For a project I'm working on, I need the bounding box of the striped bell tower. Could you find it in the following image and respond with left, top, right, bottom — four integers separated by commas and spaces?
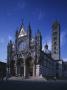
52, 21, 60, 60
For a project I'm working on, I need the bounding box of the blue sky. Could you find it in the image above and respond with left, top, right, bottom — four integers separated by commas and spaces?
0, 0, 67, 62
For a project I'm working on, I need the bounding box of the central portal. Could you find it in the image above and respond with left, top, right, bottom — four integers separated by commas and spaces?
17, 58, 24, 76
26, 57, 33, 77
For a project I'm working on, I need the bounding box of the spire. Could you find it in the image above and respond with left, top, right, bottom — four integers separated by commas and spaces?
27, 23, 32, 39
28, 23, 31, 33
37, 29, 41, 36
37, 29, 40, 33
16, 29, 18, 36
20, 18, 24, 29
28, 23, 31, 30
10, 40, 12, 44
37, 29, 42, 41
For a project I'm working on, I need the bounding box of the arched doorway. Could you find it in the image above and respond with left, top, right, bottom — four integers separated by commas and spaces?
10, 60, 15, 76
26, 56, 33, 77
17, 58, 24, 76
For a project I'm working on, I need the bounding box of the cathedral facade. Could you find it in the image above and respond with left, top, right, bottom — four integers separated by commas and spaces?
7, 20, 65, 79
7, 22, 42, 78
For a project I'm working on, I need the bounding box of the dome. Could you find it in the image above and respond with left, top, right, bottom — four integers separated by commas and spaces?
44, 43, 51, 54
45, 43, 48, 49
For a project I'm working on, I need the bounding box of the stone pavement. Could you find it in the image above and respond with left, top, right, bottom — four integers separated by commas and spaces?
4, 76, 47, 81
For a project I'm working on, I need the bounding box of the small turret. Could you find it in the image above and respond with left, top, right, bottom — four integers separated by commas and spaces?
45, 43, 48, 50
44, 43, 51, 55
35, 29, 42, 64
37, 29, 42, 50
27, 23, 32, 39
27, 23, 32, 48
7, 40, 13, 62
15, 30, 19, 38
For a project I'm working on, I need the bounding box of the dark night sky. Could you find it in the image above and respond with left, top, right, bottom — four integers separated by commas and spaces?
0, 0, 67, 62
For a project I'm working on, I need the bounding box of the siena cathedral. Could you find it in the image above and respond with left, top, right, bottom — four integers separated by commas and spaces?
7, 20, 64, 79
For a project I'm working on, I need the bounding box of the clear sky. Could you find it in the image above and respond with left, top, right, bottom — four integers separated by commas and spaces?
0, 0, 67, 62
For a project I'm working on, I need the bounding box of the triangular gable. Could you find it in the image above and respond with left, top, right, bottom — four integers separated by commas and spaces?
18, 26, 27, 38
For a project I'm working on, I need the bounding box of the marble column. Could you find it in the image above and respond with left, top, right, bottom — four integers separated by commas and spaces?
33, 64, 35, 77
24, 59, 26, 78
36, 64, 40, 77
15, 60, 17, 76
